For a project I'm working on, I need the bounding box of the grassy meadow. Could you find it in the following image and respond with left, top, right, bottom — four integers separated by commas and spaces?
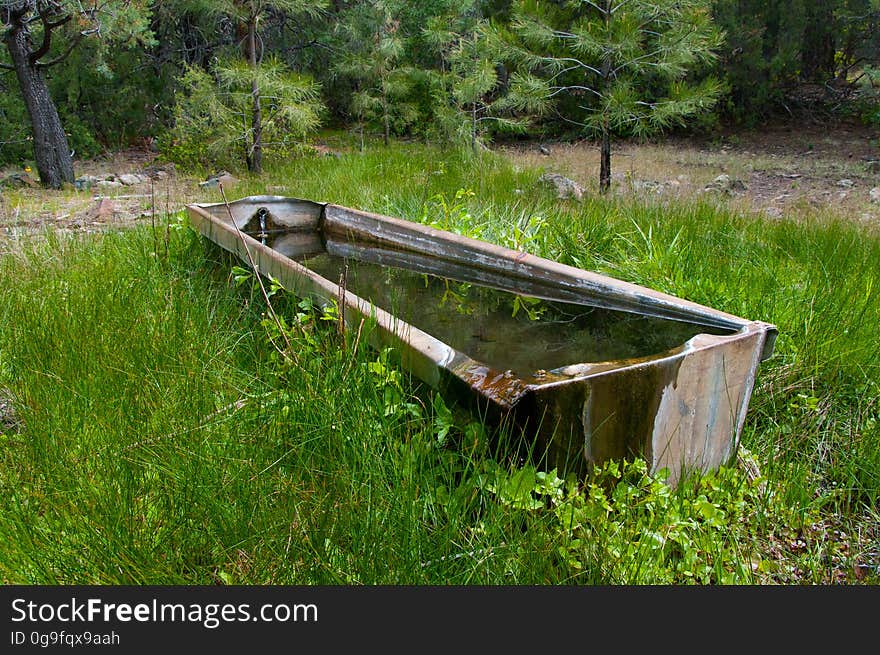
0, 142, 877, 584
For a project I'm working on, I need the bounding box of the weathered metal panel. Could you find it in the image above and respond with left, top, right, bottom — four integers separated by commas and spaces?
521, 325, 769, 484
323, 203, 760, 336
187, 195, 777, 486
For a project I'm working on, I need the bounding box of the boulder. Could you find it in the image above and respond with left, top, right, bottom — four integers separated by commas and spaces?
704, 173, 747, 194
2, 172, 39, 188
538, 172, 583, 200
631, 179, 663, 194
96, 180, 123, 189
75, 175, 99, 190
118, 173, 145, 186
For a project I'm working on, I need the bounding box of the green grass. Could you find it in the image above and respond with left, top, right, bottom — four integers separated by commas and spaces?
0, 141, 877, 584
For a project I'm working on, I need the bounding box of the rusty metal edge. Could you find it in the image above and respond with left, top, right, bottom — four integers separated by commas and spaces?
321, 203, 778, 351
187, 195, 777, 407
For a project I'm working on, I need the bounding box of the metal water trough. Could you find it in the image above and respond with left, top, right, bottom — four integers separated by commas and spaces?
186, 195, 777, 486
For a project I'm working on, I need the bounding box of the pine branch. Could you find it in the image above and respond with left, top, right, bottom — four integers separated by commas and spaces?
29, 11, 71, 63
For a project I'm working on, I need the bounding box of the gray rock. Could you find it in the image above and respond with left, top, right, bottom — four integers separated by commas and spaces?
870, 187, 880, 204
199, 171, 238, 189
2, 173, 39, 188
539, 173, 583, 200
704, 173, 747, 194
836, 178, 854, 188
74, 175, 99, 190
96, 180, 123, 189
0, 387, 21, 432
631, 179, 663, 194
118, 173, 144, 186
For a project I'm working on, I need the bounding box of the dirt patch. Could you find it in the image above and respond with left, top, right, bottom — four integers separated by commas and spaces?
3, 122, 880, 252
0, 148, 228, 253
502, 120, 880, 226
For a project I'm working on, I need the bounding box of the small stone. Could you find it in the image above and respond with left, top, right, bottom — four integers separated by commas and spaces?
74, 175, 98, 190
0, 387, 21, 432
2, 172, 38, 188
870, 187, 880, 204
89, 197, 117, 219
199, 171, 238, 189
556, 363, 593, 377
631, 179, 662, 193
836, 178, 854, 188
764, 207, 783, 219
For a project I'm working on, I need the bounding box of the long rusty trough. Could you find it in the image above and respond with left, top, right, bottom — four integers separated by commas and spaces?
186, 195, 777, 486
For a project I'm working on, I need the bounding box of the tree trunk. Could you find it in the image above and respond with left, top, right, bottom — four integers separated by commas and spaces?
383, 94, 390, 146
248, 16, 262, 174
801, 3, 836, 81
471, 106, 477, 153
599, 0, 611, 194
4, 13, 75, 189
599, 125, 611, 194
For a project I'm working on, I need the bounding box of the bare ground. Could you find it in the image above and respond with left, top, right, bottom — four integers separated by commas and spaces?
503, 120, 880, 227
2, 121, 879, 253
0, 149, 207, 254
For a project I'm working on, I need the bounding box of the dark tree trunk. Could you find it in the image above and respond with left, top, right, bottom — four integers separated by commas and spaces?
247, 16, 262, 174
599, 126, 611, 194
383, 94, 390, 146
471, 106, 477, 153
801, 3, 836, 81
599, 0, 611, 194
3, 10, 75, 189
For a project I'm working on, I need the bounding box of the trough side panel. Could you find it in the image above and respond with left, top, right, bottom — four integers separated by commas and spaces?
187, 204, 454, 388
648, 330, 768, 486
522, 328, 768, 486
193, 197, 323, 231
322, 204, 752, 331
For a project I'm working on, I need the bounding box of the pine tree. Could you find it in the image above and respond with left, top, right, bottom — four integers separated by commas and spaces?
181, 0, 327, 173
509, 0, 724, 192
1, 1, 154, 187
424, 1, 548, 152
333, 0, 418, 148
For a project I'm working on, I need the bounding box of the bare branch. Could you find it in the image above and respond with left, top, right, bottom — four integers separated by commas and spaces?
540, 55, 603, 77
549, 84, 601, 98
580, 0, 609, 15
37, 31, 83, 67
29, 13, 71, 63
